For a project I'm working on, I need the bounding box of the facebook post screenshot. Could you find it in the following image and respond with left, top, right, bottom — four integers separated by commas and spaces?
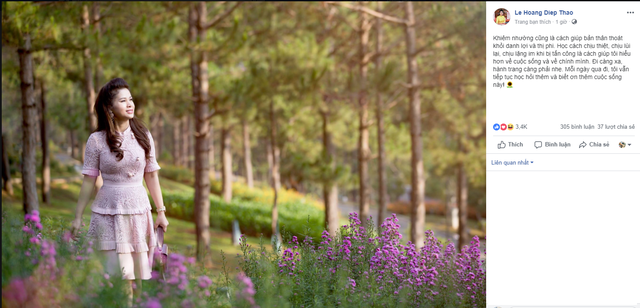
488, 1, 639, 307
1, 2, 638, 307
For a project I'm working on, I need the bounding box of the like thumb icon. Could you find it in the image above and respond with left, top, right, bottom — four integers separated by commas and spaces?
498, 141, 506, 149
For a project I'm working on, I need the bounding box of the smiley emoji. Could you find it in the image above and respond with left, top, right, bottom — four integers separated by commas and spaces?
508, 123, 514, 131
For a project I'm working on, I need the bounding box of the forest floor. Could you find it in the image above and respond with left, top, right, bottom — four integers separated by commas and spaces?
3, 151, 485, 274
2, 152, 267, 276
2, 179, 266, 276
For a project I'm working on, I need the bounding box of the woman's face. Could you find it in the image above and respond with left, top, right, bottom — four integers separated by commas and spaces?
499, 11, 505, 16
110, 88, 135, 121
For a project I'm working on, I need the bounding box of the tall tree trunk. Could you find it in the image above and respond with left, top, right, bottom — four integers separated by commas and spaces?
405, 2, 425, 248
209, 124, 215, 178
193, 2, 211, 263
357, 12, 371, 221
445, 177, 453, 241
69, 130, 77, 159
33, 76, 40, 146
188, 3, 199, 171
91, 3, 104, 90
188, 115, 194, 169
39, 80, 50, 205
2, 134, 13, 196
221, 125, 232, 202
375, 1, 388, 227
269, 100, 281, 245
18, 33, 39, 214
242, 119, 254, 188
155, 113, 164, 158
322, 10, 339, 236
321, 110, 339, 237
266, 137, 273, 185
457, 163, 469, 251
150, 113, 158, 152
81, 139, 86, 163
172, 121, 180, 166
181, 115, 188, 167
82, 5, 97, 133
82, 4, 96, 191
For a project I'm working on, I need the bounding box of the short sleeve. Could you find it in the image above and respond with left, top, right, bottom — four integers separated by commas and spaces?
144, 131, 161, 173
82, 133, 101, 177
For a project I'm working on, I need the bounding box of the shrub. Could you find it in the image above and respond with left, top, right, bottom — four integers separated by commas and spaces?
158, 164, 196, 186
157, 191, 325, 240
159, 163, 324, 211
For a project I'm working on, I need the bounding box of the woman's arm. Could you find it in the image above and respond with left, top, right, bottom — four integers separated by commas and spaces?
144, 170, 169, 231
71, 175, 98, 236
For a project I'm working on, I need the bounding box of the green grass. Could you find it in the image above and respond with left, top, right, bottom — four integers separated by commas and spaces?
2, 176, 270, 275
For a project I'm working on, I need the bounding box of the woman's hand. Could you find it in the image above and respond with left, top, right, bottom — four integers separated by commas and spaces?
71, 217, 83, 239
155, 212, 169, 232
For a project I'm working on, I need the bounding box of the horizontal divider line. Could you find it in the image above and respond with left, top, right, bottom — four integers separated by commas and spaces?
487, 153, 638, 154
488, 170, 639, 172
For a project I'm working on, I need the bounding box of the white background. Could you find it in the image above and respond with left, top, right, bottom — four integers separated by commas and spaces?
487, 2, 640, 307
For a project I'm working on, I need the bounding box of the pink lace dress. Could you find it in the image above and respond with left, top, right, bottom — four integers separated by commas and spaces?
82, 125, 161, 280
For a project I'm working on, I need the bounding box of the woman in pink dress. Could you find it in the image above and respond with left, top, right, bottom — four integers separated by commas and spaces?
71, 77, 169, 301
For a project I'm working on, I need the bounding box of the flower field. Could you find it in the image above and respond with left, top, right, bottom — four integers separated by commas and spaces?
2, 209, 485, 307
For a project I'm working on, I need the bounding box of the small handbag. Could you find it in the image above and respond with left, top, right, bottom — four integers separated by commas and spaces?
149, 227, 169, 280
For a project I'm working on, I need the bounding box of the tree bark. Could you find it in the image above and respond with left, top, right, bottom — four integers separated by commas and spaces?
242, 119, 254, 188
266, 138, 273, 186
405, 2, 425, 248
193, 2, 211, 262
457, 163, 469, 251
375, 1, 388, 228
69, 130, 77, 159
181, 115, 188, 167
172, 121, 180, 166
221, 125, 232, 202
81, 139, 86, 164
19, 33, 39, 214
445, 177, 453, 241
209, 124, 215, 178
91, 3, 104, 90
2, 134, 13, 196
188, 3, 199, 171
269, 99, 281, 244
321, 109, 339, 237
39, 80, 50, 205
188, 115, 194, 169
34, 76, 40, 145
357, 12, 371, 222
155, 113, 163, 158
82, 5, 97, 133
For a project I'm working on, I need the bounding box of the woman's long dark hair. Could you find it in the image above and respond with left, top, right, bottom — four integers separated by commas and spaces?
94, 77, 151, 162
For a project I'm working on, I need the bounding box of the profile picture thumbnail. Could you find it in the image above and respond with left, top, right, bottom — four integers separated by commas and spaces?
494, 8, 510, 25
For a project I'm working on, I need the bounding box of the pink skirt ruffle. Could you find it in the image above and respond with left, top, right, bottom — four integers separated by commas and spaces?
87, 210, 157, 280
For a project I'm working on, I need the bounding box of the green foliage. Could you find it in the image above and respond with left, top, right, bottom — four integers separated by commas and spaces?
1, 208, 231, 307
157, 164, 196, 186
235, 214, 486, 307
157, 163, 326, 239
157, 189, 325, 240
2, 1, 487, 228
